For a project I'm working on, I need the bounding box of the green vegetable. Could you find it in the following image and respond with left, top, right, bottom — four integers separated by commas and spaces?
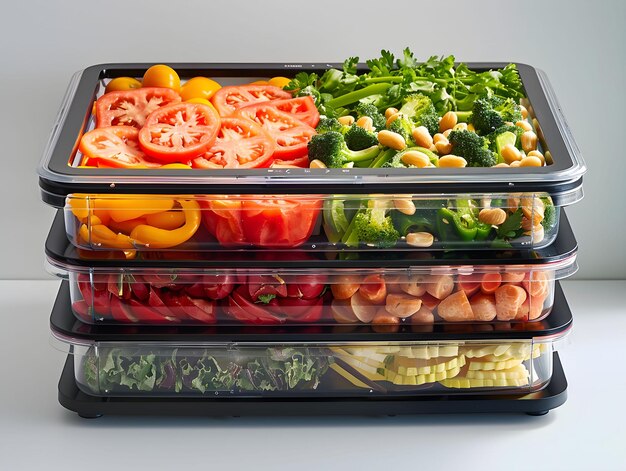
391, 199, 444, 235
541, 197, 557, 233
342, 199, 399, 248
497, 209, 523, 239
257, 294, 276, 304
83, 347, 330, 395
354, 102, 386, 131
322, 199, 353, 243
307, 131, 381, 168
448, 129, 496, 167
315, 117, 347, 134
470, 96, 523, 135
382, 147, 438, 168
398, 94, 439, 136
436, 200, 493, 243
494, 131, 518, 163
344, 124, 379, 150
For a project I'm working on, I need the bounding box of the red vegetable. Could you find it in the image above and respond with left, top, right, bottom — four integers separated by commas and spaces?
138, 102, 221, 162
236, 105, 316, 160
211, 85, 291, 117
96, 87, 181, 128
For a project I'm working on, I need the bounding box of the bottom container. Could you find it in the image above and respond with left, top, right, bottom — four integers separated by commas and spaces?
58, 352, 567, 418
51, 282, 572, 400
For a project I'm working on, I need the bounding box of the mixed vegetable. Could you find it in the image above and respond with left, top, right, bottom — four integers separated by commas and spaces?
67, 192, 556, 254
82, 346, 330, 394
75, 49, 548, 171
71, 267, 554, 325
78, 342, 549, 395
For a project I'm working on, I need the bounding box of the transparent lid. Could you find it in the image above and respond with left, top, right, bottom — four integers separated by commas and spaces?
38, 62, 585, 203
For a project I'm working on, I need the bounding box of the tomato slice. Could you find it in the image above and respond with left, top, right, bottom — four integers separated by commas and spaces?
245, 96, 320, 128
79, 126, 160, 168
240, 198, 322, 247
235, 105, 316, 160
199, 199, 246, 247
138, 102, 221, 163
211, 85, 291, 117
191, 117, 275, 169
96, 87, 181, 128
271, 155, 310, 168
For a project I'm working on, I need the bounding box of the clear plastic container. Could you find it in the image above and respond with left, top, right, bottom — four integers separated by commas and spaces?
38, 63, 585, 204
53, 335, 561, 398
63, 191, 563, 253
47, 210, 577, 326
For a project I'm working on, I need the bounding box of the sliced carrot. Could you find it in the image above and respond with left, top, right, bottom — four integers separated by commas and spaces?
359, 274, 387, 304
330, 275, 361, 300
458, 273, 481, 297
350, 291, 378, 323
437, 290, 474, 322
372, 308, 401, 334
516, 296, 530, 321
469, 292, 497, 321
399, 274, 427, 296
420, 292, 440, 311
411, 305, 434, 324
502, 272, 526, 285
495, 285, 528, 321
480, 273, 502, 294
385, 293, 422, 318
522, 271, 550, 297
425, 275, 455, 300
529, 293, 548, 320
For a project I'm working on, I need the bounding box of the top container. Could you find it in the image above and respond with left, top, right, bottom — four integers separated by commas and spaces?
38, 62, 585, 203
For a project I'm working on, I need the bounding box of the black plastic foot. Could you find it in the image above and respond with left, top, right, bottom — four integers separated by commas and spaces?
526, 410, 549, 416
78, 413, 103, 419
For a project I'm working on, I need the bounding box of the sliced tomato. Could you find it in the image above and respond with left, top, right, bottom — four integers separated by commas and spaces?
96, 87, 181, 128
199, 199, 246, 247
270, 155, 310, 168
126, 298, 180, 324
240, 198, 321, 247
227, 286, 284, 324
211, 85, 291, 117
138, 103, 221, 163
247, 96, 320, 128
191, 117, 275, 169
235, 105, 316, 160
79, 126, 161, 168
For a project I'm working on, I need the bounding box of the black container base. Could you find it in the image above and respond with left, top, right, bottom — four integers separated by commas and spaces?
58, 352, 567, 418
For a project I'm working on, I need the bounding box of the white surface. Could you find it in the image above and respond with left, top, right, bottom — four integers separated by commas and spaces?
0, 279, 624, 470
0, 0, 625, 279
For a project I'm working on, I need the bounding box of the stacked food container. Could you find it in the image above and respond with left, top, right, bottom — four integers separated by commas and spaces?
38, 55, 585, 417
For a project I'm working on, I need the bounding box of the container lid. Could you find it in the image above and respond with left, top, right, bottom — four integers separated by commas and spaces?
46, 209, 578, 276
50, 280, 573, 343
38, 62, 585, 207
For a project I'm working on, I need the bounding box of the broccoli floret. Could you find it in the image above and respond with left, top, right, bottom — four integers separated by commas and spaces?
399, 94, 439, 136
316, 117, 346, 134
352, 200, 399, 248
354, 102, 386, 131
388, 115, 414, 144
382, 152, 408, 168
470, 96, 523, 134
448, 129, 496, 167
541, 197, 557, 232
307, 131, 381, 168
344, 124, 378, 151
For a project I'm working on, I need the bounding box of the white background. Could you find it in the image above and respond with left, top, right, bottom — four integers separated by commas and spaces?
1, 0, 624, 279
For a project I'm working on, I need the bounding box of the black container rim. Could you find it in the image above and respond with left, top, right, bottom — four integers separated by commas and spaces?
49, 280, 573, 343
45, 209, 578, 272
38, 61, 585, 207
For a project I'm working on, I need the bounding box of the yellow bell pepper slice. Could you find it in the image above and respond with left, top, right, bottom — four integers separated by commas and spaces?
130, 200, 201, 249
